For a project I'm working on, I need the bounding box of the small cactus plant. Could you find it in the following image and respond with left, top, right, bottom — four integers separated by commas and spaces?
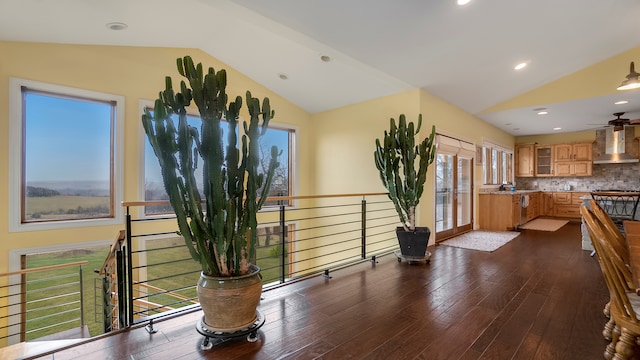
142, 56, 279, 277
374, 114, 436, 231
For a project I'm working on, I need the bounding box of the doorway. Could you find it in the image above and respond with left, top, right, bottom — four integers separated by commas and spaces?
435, 152, 473, 242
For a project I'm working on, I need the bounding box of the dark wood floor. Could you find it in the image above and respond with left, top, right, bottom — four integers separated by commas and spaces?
29, 222, 610, 359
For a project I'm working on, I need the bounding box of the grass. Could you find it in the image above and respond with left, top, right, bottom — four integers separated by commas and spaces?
22, 235, 286, 340
25, 246, 110, 340
25, 195, 110, 220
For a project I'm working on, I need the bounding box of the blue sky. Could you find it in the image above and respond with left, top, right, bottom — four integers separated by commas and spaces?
24, 92, 112, 183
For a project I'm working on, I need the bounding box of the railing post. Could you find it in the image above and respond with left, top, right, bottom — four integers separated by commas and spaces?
280, 205, 286, 284
102, 275, 113, 332
79, 265, 85, 328
125, 208, 134, 327
361, 198, 367, 259
116, 249, 126, 329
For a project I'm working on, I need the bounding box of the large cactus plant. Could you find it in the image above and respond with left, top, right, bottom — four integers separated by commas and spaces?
142, 56, 279, 277
374, 114, 436, 231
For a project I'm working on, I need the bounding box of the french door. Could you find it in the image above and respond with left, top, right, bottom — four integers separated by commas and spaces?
435, 153, 473, 241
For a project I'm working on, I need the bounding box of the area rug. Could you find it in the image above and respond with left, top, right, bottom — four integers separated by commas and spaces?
519, 218, 569, 231
441, 230, 520, 252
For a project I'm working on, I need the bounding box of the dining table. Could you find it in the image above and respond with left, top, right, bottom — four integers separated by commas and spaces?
624, 220, 640, 294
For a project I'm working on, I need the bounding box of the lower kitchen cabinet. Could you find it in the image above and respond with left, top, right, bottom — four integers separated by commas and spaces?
551, 192, 588, 218
479, 191, 587, 231
479, 194, 520, 231
479, 192, 540, 231
525, 193, 539, 222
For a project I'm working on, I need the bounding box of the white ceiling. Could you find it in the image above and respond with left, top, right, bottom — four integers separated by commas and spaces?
2, 0, 640, 136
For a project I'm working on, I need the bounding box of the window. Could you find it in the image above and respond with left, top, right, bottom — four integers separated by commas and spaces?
260, 126, 295, 207
9, 78, 124, 231
141, 101, 295, 215
143, 110, 210, 215
482, 142, 513, 185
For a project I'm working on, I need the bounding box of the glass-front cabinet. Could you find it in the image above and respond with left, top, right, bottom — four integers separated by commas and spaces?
535, 145, 553, 176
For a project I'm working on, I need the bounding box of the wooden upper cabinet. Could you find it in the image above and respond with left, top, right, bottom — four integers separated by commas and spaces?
572, 143, 592, 161
535, 145, 553, 176
515, 144, 535, 177
553, 143, 592, 161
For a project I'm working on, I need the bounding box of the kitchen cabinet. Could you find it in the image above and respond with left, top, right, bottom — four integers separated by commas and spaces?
479, 192, 540, 231
515, 144, 535, 177
554, 143, 592, 161
553, 142, 592, 177
479, 193, 521, 231
552, 192, 588, 218
554, 161, 592, 176
541, 192, 555, 216
524, 192, 539, 222
535, 145, 553, 176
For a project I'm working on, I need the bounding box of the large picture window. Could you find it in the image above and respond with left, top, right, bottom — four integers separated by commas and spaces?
141, 103, 295, 215
9, 78, 124, 231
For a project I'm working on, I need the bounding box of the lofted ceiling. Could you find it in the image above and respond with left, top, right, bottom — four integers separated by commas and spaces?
2, 0, 640, 136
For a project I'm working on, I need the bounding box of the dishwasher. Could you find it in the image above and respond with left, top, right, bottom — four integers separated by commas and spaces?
517, 194, 530, 230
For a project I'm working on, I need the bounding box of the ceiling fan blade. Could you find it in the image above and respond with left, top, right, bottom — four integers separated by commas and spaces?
629, 118, 640, 125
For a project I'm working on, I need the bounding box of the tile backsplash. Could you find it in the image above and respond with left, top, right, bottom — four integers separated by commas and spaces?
516, 163, 640, 191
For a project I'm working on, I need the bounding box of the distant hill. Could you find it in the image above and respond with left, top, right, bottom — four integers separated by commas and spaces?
27, 181, 110, 197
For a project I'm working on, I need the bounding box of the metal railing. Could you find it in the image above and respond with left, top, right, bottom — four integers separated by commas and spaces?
0, 261, 88, 344
106, 192, 399, 331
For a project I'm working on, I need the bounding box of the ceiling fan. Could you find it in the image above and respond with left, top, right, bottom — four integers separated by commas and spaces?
595, 112, 640, 132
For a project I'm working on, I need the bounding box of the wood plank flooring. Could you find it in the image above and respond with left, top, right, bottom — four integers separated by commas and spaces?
26, 222, 610, 359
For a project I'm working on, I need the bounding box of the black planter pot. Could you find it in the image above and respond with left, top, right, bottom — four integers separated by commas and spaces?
396, 227, 430, 257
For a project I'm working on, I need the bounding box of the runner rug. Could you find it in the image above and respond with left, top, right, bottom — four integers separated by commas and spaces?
519, 218, 569, 231
441, 230, 520, 252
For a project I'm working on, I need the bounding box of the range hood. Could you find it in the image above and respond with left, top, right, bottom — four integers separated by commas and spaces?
593, 128, 639, 164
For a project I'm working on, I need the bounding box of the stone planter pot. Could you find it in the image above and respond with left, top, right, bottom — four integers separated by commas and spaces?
197, 265, 262, 333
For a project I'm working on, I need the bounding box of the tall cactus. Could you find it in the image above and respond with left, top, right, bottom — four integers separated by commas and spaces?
373, 114, 436, 231
142, 56, 280, 276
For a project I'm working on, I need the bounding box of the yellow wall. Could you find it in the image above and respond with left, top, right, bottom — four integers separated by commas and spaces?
0, 41, 312, 275
311, 88, 514, 244
0, 41, 514, 302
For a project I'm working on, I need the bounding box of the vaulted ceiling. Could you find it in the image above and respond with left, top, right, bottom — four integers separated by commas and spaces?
2, 0, 640, 136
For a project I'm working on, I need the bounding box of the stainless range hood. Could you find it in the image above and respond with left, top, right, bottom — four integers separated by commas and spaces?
593, 128, 639, 164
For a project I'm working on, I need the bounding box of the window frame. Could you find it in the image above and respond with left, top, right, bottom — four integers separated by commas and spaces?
8, 78, 125, 232
482, 140, 513, 186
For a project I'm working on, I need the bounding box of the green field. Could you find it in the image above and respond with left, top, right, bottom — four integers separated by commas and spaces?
24, 236, 285, 340
25, 195, 110, 220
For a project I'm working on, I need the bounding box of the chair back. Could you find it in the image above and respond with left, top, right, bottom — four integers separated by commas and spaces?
588, 199, 630, 265
581, 205, 638, 323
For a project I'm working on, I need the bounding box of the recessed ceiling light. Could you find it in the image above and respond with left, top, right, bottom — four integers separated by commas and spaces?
553, 127, 562, 131
615, 100, 629, 105
106, 22, 128, 31
278, 73, 288, 80
457, 0, 471, 5
514, 62, 528, 70
320, 55, 331, 62
537, 111, 548, 115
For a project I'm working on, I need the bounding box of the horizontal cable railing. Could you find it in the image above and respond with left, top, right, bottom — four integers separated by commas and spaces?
0, 261, 88, 344
112, 193, 399, 330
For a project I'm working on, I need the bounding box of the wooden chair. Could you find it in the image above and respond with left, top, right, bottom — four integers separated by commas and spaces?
589, 199, 631, 266
582, 205, 640, 360
588, 199, 636, 340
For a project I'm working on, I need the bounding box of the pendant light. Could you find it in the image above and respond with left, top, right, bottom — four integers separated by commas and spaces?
617, 61, 640, 90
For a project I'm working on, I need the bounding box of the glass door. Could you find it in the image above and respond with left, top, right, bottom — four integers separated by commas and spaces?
435, 153, 473, 241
